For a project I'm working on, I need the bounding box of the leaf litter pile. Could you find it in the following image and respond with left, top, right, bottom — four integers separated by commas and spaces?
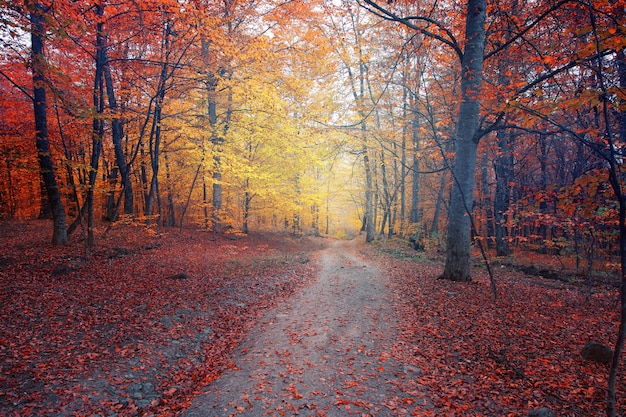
0, 221, 322, 416
366, 241, 625, 416
1, 221, 625, 416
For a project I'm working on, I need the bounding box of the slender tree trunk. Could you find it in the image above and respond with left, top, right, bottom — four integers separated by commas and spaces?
164, 145, 175, 227
87, 6, 106, 247
363, 142, 375, 242
400, 74, 409, 232
103, 51, 133, 218
203, 174, 209, 229
606, 47, 626, 417
145, 104, 162, 224
440, 0, 486, 281
410, 152, 420, 223
4, 156, 16, 217
56, 102, 83, 227
29, 2, 68, 246
379, 148, 391, 237
431, 168, 447, 235
180, 159, 203, 232
409, 106, 421, 224
400, 119, 407, 230
212, 152, 222, 230
479, 152, 493, 247
140, 143, 149, 217
145, 21, 172, 226
538, 135, 549, 248
312, 203, 320, 236
243, 186, 251, 235
494, 130, 513, 256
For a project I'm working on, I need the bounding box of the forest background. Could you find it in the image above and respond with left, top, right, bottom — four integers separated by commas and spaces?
1, 0, 626, 415
1, 0, 624, 262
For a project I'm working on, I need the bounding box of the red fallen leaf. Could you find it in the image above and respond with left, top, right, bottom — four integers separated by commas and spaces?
402, 397, 415, 405
286, 383, 303, 399
383, 402, 397, 410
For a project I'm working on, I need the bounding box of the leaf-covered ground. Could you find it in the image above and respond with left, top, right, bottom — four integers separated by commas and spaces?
0, 221, 323, 416
367, 240, 625, 416
1, 221, 624, 416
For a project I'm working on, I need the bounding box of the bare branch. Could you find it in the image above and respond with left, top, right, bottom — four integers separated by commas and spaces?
357, 0, 463, 62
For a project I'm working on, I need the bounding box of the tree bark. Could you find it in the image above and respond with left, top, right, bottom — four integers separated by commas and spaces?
440, 0, 486, 281
363, 141, 376, 242
206, 71, 223, 231
103, 51, 133, 218
410, 152, 420, 223
409, 104, 421, 224
494, 131, 513, 256
145, 22, 171, 226
87, 5, 106, 247
606, 47, 626, 417
29, 1, 68, 246
431, 168, 447, 235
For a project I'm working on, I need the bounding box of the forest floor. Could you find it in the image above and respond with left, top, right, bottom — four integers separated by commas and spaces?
0, 221, 624, 416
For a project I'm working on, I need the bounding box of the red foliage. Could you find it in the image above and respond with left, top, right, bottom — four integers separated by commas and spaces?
0, 221, 321, 416
369, 242, 625, 416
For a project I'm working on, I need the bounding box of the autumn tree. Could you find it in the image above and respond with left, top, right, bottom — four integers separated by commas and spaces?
28, 1, 68, 245
505, 2, 625, 413
361, 0, 486, 280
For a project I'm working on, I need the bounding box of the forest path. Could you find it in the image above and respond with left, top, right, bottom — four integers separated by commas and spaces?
181, 238, 428, 417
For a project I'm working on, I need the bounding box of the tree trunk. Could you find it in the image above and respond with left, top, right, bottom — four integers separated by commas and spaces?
243, 186, 251, 235
203, 173, 209, 229
410, 152, 420, 223
164, 144, 175, 227
606, 47, 626, 417
30, 2, 68, 246
103, 50, 133, 218
400, 114, 407, 231
212, 152, 222, 230
180, 159, 203, 232
410, 107, 421, 223
440, 0, 486, 281
145, 21, 173, 226
494, 130, 514, 256
379, 147, 391, 237
363, 143, 375, 242
145, 102, 162, 225
479, 152, 493, 247
37, 176, 52, 219
431, 168, 447, 235
87, 6, 106, 247
538, 134, 549, 248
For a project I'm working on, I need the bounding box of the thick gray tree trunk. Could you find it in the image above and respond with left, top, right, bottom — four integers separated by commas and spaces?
440, 0, 486, 281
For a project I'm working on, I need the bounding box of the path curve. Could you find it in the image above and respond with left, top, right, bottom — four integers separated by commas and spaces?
181, 238, 427, 417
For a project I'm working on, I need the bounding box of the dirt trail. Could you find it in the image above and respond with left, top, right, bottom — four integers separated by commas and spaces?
181, 238, 428, 417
